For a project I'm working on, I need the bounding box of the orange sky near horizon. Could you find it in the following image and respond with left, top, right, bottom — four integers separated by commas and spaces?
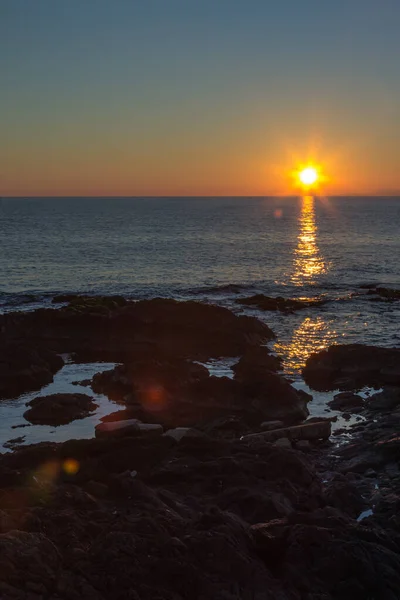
3, 130, 399, 197
2, 1, 400, 197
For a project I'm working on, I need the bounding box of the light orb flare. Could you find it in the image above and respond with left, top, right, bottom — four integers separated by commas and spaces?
299, 167, 318, 186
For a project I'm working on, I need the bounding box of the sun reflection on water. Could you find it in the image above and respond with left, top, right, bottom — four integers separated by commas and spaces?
291, 195, 327, 286
274, 316, 338, 376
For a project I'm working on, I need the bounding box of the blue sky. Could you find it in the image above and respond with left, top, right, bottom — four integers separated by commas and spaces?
2, 0, 400, 195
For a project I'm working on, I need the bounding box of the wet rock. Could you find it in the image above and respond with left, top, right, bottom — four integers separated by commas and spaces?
367, 387, 400, 411
232, 344, 282, 375
236, 294, 326, 312
3, 436, 25, 450
52, 294, 127, 308
234, 357, 309, 424
0, 342, 64, 399
23, 393, 98, 426
94, 350, 306, 428
71, 378, 92, 387
6, 298, 274, 362
328, 391, 364, 411
368, 286, 400, 301
303, 343, 400, 390
296, 388, 313, 403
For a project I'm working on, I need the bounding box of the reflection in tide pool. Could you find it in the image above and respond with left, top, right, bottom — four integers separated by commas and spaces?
274, 315, 338, 376
290, 196, 327, 286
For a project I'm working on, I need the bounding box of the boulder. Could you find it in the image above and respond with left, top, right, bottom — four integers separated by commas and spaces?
232, 345, 282, 376
236, 367, 310, 424
24, 393, 98, 426
367, 387, 400, 411
303, 344, 400, 391
328, 392, 364, 411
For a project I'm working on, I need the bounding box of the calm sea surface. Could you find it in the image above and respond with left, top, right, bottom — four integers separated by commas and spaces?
1, 196, 399, 448
1, 196, 399, 375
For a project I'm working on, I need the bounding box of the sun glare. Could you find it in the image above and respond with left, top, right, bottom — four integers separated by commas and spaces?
299, 167, 318, 186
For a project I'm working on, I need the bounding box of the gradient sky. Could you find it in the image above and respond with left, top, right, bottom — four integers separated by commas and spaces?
2, 0, 400, 196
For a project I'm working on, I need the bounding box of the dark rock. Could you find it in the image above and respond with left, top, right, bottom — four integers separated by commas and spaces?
296, 440, 311, 451
3, 436, 25, 450
297, 388, 313, 403
236, 294, 326, 312
274, 438, 292, 448
371, 287, 400, 301
328, 391, 364, 411
94, 349, 307, 428
95, 420, 163, 439
323, 478, 366, 518
24, 393, 98, 426
71, 378, 92, 387
261, 420, 285, 431
0, 342, 64, 399
233, 354, 309, 424
52, 294, 127, 308
4, 298, 274, 363
232, 345, 282, 375
0, 531, 60, 592
242, 420, 332, 444
367, 387, 400, 410
84, 480, 109, 498
303, 343, 400, 391
163, 427, 203, 443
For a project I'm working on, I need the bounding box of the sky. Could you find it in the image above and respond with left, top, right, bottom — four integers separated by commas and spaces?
1, 0, 400, 196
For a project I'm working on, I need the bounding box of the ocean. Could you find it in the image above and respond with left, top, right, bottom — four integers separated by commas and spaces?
1, 195, 400, 372
1, 195, 399, 448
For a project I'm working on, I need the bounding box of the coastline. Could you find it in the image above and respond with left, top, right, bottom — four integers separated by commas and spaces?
1, 295, 400, 597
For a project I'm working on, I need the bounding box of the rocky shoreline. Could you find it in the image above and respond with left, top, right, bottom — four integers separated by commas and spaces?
1, 296, 400, 599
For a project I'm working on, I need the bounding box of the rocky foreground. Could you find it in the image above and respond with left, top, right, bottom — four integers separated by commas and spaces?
1, 297, 400, 599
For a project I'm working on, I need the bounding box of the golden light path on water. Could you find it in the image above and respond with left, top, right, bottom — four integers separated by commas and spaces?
276, 195, 337, 375
290, 195, 327, 286
274, 316, 338, 376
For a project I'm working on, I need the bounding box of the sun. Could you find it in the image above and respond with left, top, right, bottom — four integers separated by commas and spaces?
299, 166, 318, 186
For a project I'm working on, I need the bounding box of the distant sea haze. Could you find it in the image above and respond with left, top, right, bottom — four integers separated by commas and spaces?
1, 196, 399, 374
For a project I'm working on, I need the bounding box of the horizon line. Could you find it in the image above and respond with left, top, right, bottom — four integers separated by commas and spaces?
2, 193, 400, 199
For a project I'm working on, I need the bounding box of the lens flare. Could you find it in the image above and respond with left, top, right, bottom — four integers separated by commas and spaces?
63, 458, 80, 475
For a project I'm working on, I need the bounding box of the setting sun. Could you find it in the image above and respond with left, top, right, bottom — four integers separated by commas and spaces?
299, 167, 318, 186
